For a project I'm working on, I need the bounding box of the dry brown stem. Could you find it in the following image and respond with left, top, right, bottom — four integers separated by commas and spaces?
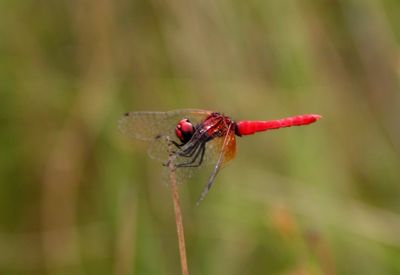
168, 142, 189, 275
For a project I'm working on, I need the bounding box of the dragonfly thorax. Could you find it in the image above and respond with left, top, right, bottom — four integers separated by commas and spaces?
175, 118, 194, 143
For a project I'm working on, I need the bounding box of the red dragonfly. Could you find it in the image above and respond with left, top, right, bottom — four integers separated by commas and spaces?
119, 109, 321, 204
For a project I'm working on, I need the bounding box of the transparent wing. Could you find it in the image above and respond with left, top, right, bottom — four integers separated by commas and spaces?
203, 130, 236, 167
118, 109, 212, 161
196, 127, 236, 204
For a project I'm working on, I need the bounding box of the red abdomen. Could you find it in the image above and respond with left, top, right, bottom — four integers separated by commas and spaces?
236, 114, 321, 136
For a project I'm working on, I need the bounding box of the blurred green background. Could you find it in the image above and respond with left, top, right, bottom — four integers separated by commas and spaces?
1, 0, 400, 274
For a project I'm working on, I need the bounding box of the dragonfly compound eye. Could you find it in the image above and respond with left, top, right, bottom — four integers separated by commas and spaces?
175, 118, 194, 143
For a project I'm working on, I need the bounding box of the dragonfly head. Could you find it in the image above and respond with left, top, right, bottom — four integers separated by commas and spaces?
175, 118, 194, 143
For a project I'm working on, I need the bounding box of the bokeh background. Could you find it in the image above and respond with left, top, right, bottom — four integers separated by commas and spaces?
1, 0, 400, 274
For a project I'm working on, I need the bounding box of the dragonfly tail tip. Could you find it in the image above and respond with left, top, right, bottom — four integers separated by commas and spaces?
313, 114, 322, 120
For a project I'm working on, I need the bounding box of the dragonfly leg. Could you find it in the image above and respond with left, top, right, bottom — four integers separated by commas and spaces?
171, 140, 184, 148
182, 143, 206, 167
177, 128, 210, 157
178, 141, 201, 158
176, 144, 202, 167
176, 143, 205, 168
166, 140, 185, 155
163, 140, 200, 167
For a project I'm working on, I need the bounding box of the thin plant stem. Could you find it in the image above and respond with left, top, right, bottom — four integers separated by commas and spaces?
168, 141, 189, 275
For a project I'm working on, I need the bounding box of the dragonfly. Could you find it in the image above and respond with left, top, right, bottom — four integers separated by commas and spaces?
119, 109, 321, 204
